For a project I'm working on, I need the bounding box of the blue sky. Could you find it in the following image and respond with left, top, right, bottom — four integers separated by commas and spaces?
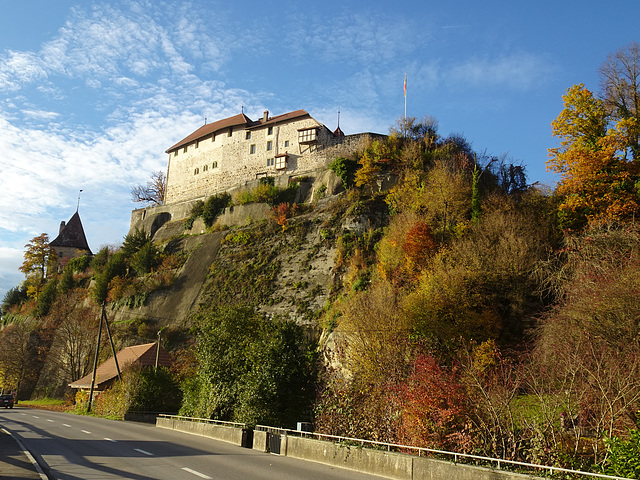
0, 0, 638, 300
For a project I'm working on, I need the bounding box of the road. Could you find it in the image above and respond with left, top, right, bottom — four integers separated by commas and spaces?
0, 407, 385, 480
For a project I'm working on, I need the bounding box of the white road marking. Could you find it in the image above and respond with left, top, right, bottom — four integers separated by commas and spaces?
47, 419, 54, 422
32, 416, 39, 418
182, 467, 212, 479
62, 424, 71, 427
104, 438, 116, 442
81, 430, 91, 434
135, 448, 153, 456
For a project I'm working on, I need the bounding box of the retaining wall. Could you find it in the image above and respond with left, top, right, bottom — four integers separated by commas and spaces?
156, 417, 245, 446
158, 419, 545, 480
280, 435, 543, 480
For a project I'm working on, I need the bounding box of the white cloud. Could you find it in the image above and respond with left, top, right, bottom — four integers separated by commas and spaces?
448, 53, 553, 90
21, 109, 61, 120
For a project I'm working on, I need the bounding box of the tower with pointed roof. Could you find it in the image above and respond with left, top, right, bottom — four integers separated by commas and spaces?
50, 211, 92, 270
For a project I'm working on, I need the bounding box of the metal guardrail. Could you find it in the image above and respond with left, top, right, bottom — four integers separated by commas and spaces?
254, 425, 632, 480
158, 414, 246, 429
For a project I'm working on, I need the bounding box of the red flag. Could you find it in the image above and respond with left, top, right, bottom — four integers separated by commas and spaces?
404, 73, 407, 98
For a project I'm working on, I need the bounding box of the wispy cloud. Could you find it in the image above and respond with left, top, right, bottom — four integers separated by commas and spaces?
448, 53, 554, 90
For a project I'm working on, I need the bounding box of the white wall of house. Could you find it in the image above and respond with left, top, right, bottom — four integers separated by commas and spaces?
164, 115, 340, 205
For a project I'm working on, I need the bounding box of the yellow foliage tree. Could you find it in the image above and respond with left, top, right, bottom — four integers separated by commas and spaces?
548, 84, 640, 229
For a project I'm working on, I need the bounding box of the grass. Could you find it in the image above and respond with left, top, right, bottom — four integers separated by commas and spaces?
20, 398, 66, 406
19, 398, 73, 412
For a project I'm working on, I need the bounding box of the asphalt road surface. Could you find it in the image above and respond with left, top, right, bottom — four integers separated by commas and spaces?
0, 407, 385, 480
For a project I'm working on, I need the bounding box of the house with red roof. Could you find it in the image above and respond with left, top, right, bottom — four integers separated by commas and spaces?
69, 342, 172, 392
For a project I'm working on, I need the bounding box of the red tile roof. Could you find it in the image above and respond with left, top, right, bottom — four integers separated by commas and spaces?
165, 110, 312, 153
69, 342, 172, 389
166, 113, 252, 153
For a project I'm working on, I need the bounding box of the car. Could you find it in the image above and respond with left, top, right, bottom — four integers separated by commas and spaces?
0, 394, 14, 408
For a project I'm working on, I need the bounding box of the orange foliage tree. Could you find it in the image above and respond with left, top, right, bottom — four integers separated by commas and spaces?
547, 84, 640, 229
395, 353, 472, 451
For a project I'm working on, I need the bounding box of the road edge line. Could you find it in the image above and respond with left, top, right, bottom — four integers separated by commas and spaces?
1, 426, 49, 480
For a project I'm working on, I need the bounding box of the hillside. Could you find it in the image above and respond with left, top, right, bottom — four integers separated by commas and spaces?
3, 111, 640, 476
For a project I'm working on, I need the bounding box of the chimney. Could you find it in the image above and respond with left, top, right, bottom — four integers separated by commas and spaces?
59, 221, 66, 234
263, 110, 269, 122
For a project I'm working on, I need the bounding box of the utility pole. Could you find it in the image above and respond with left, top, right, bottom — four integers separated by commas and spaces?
87, 304, 121, 412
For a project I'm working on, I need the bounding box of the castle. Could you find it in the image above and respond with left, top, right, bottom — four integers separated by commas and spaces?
131, 109, 384, 235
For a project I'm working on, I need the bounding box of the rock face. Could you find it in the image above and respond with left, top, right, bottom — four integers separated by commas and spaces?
112, 184, 389, 333
111, 232, 225, 326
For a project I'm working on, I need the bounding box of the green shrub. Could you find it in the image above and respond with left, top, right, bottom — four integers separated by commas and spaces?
35, 278, 58, 317
180, 306, 317, 427
122, 229, 151, 257
329, 157, 359, 188
131, 242, 159, 276
59, 267, 74, 293
603, 430, 640, 478
202, 193, 232, 227
66, 255, 91, 273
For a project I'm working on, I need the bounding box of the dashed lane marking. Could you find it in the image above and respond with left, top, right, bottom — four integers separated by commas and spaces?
135, 448, 153, 456
182, 467, 212, 479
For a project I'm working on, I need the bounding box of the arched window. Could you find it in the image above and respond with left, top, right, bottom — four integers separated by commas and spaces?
194, 168, 199, 175
212, 161, 218, 169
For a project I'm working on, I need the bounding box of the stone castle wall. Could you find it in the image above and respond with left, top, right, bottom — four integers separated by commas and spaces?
164, 113, 383, 205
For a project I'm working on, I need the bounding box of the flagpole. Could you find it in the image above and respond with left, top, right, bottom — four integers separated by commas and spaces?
403, 73, 407, 137
404, 72, 407, 122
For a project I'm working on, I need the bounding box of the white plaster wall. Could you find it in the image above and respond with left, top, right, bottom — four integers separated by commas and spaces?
165, 117, 331, 204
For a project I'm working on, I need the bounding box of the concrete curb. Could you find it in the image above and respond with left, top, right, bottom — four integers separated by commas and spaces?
1, 426, 49, 479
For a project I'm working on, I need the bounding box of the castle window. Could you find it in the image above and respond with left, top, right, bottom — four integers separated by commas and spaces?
194, 168, 199, 175
212, 161, 218, 168
284, 140, 289, 148
212, 134, 216, 142
245, 131, 251, 140
267, 158, 274, 166
195, 140, 199, 148
298, 127, 317, 144
266, 140, 273, 151
250, 144, 256, 154
174, 151, 178, 157
275, 154, 287, 170
183, 146, 188, 153
228, 128, 233, 137
267, 126, 274, 135
203, 164, 208, 172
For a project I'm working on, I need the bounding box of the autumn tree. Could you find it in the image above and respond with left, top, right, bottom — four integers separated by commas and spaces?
547, 84, 640, 229
19, 233, 57, 298
599, 41, 640, 158
131, 170, 166, 206
0, 318, 43, 399
396, 353, 471, 451
531, 225, 640, 466
42, 290, 97, 390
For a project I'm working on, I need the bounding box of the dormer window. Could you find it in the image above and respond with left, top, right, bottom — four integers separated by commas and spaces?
298, 127, 317, 144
